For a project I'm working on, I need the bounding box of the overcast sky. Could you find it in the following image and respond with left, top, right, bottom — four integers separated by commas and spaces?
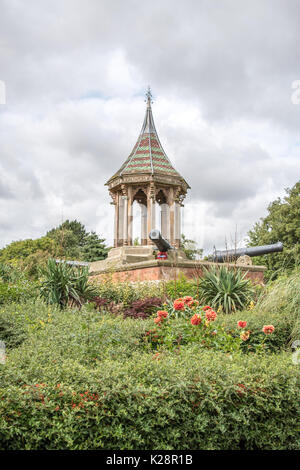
0, 0, 300, 254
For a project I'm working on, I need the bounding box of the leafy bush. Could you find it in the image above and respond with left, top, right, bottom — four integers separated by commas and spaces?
0, 342, 299, 449
199, 266, 254, 314
0, 280, 39, 305
0, 316, 26, 349
92, 276, 165, 307
144, 298, 276, 354
39, 259, 98, 308
123, 297, 163, 319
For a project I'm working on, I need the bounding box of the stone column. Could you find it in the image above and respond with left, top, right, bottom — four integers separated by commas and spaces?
169, 188, 175, 247
174, 202, 181, 248
113, 194, 119, 248
141, 203, 147, 245
117, 194, 124, 246
127, 187, 133, 246
123, 196, 128, 246
161, 203, 170, 241
147, 197, 156, 245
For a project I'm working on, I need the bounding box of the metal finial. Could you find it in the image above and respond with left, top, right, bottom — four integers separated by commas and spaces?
145, 86, 153, 106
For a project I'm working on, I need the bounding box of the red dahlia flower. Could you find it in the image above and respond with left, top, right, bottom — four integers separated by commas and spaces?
183, 296, 194, 304
237, 321, 247, 329
205, 310, 217, 322
173, 299, 185, 311
262, 325, 275, 335
191, 314, 202, 325
187, 299, 199, 308
157, 310, 168, 318
240, 330, 250, 341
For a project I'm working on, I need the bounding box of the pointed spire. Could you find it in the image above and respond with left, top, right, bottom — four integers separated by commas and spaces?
106, 88, 189, 187
145, 86, 153, 108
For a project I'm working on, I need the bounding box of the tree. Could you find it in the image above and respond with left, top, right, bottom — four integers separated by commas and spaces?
81, 232, 109, 262
47, 219, 88, 259
247, 180, 300, 277
180, 234, 203, 260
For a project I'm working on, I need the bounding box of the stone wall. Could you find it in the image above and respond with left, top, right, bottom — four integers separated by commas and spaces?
89, 260, 266, 284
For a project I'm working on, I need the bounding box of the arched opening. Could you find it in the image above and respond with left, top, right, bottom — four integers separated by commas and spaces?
132, 189, 148, 245
156, 190, 170, 241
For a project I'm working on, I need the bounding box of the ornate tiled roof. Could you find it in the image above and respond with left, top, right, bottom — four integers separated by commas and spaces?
108, 88, 187, 182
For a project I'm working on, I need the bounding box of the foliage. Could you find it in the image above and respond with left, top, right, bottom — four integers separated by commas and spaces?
248, 180, 300, 278
92, 276, 165, 307
0, 315, 298, 449
0, 237, 56, 263
90, 295, 163, 319
123, 297, 163, 319
0, 289, 299, 450
165, 273, 199, 300
145, 298, 275, 354
0, 316, 26, 349
0, 280, 39, 305
81, 232, 109, 262
47, 219, 109, 262
0, 237, 57, 279
199, 266, 254, 314
180, 234, 203, 260
0, 263, 24, 283
0, 220, 108, 281
39, 259, 98, 308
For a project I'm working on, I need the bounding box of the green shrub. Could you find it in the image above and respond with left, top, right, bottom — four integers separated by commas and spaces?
0, 316, 26, 349
0, 280, 39, 305
93, 276, 165, 307
165, 274, 199, 300
39, 259, 98, 308
0, 344, 299, 450
199, 266, 254, 314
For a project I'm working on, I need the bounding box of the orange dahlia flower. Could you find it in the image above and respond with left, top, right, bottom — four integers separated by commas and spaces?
205, 309, 217, 322
157, 310, 168, 318
190, 314, 202, 325
262, 325, 275, 335
240, 330, 250, 341
173, 299, 185, 311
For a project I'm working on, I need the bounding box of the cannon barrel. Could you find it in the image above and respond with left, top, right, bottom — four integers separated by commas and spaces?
149, 229, 173, 252
212, 241, 283, 262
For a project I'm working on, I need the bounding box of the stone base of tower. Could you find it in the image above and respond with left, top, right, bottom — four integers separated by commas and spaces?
89, 247, 266, 284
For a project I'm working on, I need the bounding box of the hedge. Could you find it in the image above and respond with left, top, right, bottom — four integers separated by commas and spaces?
0, 300, 299, 450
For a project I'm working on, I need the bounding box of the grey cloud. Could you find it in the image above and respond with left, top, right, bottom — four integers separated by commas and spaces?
0, 0, 299, 250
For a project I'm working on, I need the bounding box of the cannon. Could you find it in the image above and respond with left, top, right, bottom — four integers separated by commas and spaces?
149, 229, 173, 252
211, 241, 283, 263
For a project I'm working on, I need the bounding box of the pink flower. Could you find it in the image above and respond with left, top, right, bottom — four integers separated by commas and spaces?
262, 325, 275, 335
205, 310, 217, 322
173, 299, 185, 311
191, 314, 202, 325
157, 310, 168, 318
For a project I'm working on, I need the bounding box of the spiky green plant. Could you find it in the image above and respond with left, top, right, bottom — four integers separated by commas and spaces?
39, 259, 98, 309
199, 266, 254, 314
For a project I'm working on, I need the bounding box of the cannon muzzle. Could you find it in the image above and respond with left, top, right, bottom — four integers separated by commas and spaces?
149, 229, 173, 252
212, 241, 283, 263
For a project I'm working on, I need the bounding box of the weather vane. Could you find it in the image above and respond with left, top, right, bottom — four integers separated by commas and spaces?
145, 86, 153, 104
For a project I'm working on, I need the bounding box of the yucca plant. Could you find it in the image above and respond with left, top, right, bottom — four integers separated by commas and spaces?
39, 259, 98, 309
199, 266, 254, 314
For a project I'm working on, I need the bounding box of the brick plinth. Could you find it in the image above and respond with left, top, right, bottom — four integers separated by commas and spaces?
89, 260, 266, 284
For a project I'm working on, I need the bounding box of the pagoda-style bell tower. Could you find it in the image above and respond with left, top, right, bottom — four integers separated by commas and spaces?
105, 88, 190, 249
